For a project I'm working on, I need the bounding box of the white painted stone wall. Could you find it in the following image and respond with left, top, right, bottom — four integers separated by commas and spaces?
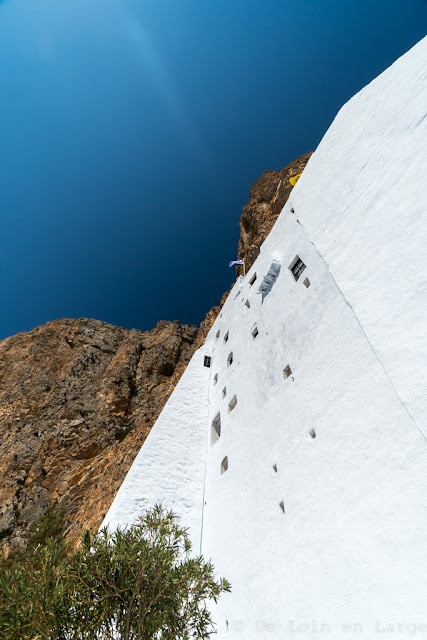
101, 343, 211, 550
102, 37, 427, 639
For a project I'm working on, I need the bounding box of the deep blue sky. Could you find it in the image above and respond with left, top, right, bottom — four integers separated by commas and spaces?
0, 0, 426, 340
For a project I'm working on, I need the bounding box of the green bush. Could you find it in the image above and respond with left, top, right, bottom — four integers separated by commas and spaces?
0, 504, 230, 640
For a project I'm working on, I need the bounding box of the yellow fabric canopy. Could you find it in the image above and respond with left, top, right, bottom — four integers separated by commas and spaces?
289, 173, 302, 186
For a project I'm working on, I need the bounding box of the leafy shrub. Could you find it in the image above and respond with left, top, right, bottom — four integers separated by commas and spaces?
0, 504, 230, 640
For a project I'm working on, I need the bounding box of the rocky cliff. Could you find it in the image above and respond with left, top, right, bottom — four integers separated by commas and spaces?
0, 318, 198, 550
235, 152, 313, 276
0, 152, 312, 550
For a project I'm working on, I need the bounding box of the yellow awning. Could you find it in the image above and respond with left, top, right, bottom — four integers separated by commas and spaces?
289, 173, 302, 186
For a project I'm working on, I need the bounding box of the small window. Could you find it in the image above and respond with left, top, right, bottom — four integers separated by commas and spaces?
303, 278, 310, 288
223, 331, 229, 344
213, 373, 218, 386
309, 429, 316, 439
227, 352, 233, 367
249, 273, 257, 286
204, 356, 211, 368
216, 329, 220, 340
228, 395, 237, 413
221, 456, 228, 475
211, 413, 221, 446
222, 386, 227, 399
283, 365, 292, 379
272, 464, 278, 473
258, 260, 281, 300
279, 501, 285, 514
245, 299, 250, 309
251, 326, 259, 339
289, 255, 306, 282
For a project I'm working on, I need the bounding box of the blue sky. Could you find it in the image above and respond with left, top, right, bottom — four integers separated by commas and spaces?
0, 0, 426, 340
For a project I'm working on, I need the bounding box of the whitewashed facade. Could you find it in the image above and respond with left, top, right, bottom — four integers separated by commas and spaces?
103, 37, 427, 638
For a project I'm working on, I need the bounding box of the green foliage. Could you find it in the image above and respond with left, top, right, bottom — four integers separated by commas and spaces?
27, 501, 69, 551
0, 528, 13, 540
114, 424, 134, 442
0, 504, 230, 640
157, 362, 174, 377
0, 502, 72, 639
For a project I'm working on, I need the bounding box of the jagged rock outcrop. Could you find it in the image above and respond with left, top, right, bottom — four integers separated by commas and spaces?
0, 318, 198, 550
198, 152, 313, 331
0, 152, 313, 550
196, 290, 230, 346
235, 152, 313, 276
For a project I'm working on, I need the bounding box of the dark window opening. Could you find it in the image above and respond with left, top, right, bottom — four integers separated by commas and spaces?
252, 326, 259, 339
279, 501, 285, 514
221, 456, 228, 475
309, 429, 316, 439
227, 352, 233, 367
211, 413, 221, 446
223, 331, 229, 344
222, 386, 227, 399
204, 356, 211, 368
228, 395, 237, 413
245, 299, 250, 308
303, 278, 310, 288
289, 256, 306, 281
249, 273, 257, 286
216, 330, 220, 340
273, 464, 278, 473
258, 260, 281, 301
283, 365, 292, 379
213, 373, 218, 386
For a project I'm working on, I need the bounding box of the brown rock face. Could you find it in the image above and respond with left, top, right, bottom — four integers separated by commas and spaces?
236, 152, 313, 276
197, 152, 313, 335
196, 290, 231, 347
0, 318, 198, 550
0, 152, 313, 550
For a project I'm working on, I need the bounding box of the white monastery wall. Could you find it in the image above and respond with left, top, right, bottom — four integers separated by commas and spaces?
101, 343, 211, 549
103, 37, 427, 639
291, 37, 427, 434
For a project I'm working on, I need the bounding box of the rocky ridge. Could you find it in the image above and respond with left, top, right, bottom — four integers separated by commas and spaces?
235, 152, 313, 276
0, 318, 198, 549
0, 152, 312, 550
